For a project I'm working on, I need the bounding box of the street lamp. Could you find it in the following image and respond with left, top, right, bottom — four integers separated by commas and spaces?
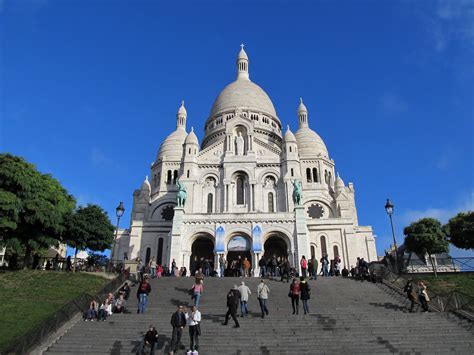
112, 202, 125, 266
384, 198, 398, 273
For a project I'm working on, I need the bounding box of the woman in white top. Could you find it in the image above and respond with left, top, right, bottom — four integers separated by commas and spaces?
186, 305, 201, 352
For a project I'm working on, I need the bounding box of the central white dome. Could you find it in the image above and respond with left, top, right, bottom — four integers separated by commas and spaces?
209, 79, 277, 118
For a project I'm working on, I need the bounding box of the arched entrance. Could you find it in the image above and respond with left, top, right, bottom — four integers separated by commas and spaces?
263, 235, 288, 261
190, 237, 214, 276
226, 235, 251, 277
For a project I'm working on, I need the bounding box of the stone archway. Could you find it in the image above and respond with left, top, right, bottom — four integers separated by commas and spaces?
263, 235, 288, 260
226, 234, 252, 277
190, 236, 215, 276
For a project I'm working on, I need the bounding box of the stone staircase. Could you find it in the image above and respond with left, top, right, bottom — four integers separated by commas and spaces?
45, 277, 474, 354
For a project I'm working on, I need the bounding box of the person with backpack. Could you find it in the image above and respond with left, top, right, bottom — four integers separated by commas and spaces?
299, 276, 311, 314
289, 278, 300, 315
300, 255, 307, 278
257, 279, 270, 318
310, 256, 318, 280
222, 285, 241, 328
137, 275, 151, 314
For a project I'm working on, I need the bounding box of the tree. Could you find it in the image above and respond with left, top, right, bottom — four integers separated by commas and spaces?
63, 204, 115, 271
404, 218, 449, 277
445, 211, 474, 250
0, 154, 76, 267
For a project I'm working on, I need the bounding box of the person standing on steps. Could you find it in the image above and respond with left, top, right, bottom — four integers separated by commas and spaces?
299, 276, 311, 314
149, 257, 157, 279
237, 255, 243, 277
289, 278, 300, 315
310, 256, 318, 280
238, 281, 251, 317
137, 275, 151, 314
191, 279, 203, 308
186, 305, 201, 354
170, 305, 187, 355
194, 268, 204, 284
243, 257, 251, 277
418, 281, 430, 313
257, 279, 270, 318
403, 280, 417, 313
219, 254, 226, 277
280, 258, 291, 283
259, 256, 267, 278
321, 254, 329, 277
300, 255, 307, 278
222, 285, 241, 328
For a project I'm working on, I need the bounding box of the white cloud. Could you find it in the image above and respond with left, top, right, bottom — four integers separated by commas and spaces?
400, 190, 474, 226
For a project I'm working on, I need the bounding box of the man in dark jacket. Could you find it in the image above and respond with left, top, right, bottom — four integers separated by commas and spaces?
280, 259, 291, 283
137, 276, 151, 314
169, 305, 187, 355
222, 285, 240, 328
139, 325, 158, 354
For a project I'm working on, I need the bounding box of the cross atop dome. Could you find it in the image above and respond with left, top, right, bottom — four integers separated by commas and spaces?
237, 43, 249, 80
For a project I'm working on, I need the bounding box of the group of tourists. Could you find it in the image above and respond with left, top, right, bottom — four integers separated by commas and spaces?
83, 284, 130, 321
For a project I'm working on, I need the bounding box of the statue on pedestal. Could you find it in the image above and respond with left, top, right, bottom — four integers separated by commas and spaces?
176, 179, 187, 207
235, 132, 245, 155
291, 179, 303, 206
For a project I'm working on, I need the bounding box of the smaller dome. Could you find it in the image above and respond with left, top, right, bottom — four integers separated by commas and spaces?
298, 97, 308, 114
284, 125, 296, 142
157, 128, 187, 160
335, 173, 345, 189
185, 127, 199, 145
295, 127, 329, 158
178, 100, 187, 116
141, 176, 151, 192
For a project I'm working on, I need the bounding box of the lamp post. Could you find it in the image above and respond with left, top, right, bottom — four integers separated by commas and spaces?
384, 198, 398, 273
111, 202, 125, 269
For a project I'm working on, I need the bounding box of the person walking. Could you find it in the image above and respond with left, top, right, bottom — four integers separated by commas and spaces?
191, 279, 203, 308
299, 276, 311, 314
137, 275, 151, 314
310, 256, 318, 280
186, 305, 201, 353
289, 278, 300, 315
300, 256, 307, 278
321, 254, 329, 277
403, 280, 417, 312
219, 254, 226, 277
257, 279, 270, 318
149, 257, 157, 279
222, 285, 241, 328
243, 257, 251, 277
259, 256, 267, 278
169, 305, 187, 355
418, 281, 430, 313
238, 281, 252, 317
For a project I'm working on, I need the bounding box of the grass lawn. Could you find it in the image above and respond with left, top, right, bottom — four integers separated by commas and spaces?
410, 274, 474, 298
0, 270, 110, 352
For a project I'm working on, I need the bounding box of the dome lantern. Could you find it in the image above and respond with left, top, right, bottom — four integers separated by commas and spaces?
298, 97, 308, 128
237, 43, 249, 81
177, 100, 187, 130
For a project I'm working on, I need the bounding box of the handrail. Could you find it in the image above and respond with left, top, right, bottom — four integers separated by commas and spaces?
1, 272, 128, 355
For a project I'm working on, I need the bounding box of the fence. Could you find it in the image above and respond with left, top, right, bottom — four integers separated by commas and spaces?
381, 268, 474, 319
403, 257, 474, 273
1, 272, 128, 355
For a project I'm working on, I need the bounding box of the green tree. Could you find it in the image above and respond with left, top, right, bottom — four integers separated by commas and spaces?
63, 204, 115, 271
445, 211, 474, 250
404, 218, 449, 277
0, 154, 76, 267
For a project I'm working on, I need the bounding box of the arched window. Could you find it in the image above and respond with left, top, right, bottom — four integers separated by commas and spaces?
333, 245, 339, 258
157, 238, 164, 265
290, 168, 294, 177
167, 170, 172, 184
320, 236, 327, 257
306, 168, 312, 182
236, 176, 245, 205
268, 192, 274, 212
187, 170, 190, 178
145, 247, 151, 264
188, 148, 191, 154
173, 170, 178, 184
312, 168, 318, 182
207, 193, 213, 213
311, 245, 316, 259
289, 146, 292, 153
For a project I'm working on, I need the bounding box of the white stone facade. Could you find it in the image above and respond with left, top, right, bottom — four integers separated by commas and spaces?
114, 45, 377, 275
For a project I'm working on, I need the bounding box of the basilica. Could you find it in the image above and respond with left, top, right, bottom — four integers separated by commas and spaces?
114, 45, 377, 275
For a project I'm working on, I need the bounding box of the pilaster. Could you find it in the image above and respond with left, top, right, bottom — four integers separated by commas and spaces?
168, 207, 185, 269
294, 206, 310, 273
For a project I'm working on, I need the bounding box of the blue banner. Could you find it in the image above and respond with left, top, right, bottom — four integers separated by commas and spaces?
215, 224, 225, 252
252, 224, 263, 252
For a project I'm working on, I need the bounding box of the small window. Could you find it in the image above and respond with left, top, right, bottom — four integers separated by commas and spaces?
289, 146, 292, 153
145, 247, 151, 264
312, 168, 318, 183
156, 173, 160, 187
187, 170, 190, 178
290, 168, 294, 177
236, 176, 245, 205
311, 246, 315, 259
306, 168, 312, 182
173, 170, 178, 184
188, 148, 191, 154
167, 170, 172, 184
268, 192, 274, 213
207, 193, 213, 213
320, 236, 327, 257
333, 245, 339, 258
157, 238, 163, 265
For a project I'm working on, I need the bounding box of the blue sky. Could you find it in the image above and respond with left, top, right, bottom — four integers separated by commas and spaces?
1, 0, 473, 257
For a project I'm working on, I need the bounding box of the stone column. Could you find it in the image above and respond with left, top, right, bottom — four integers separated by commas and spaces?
168, 207, 185, 270
294, 206, 310, 273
